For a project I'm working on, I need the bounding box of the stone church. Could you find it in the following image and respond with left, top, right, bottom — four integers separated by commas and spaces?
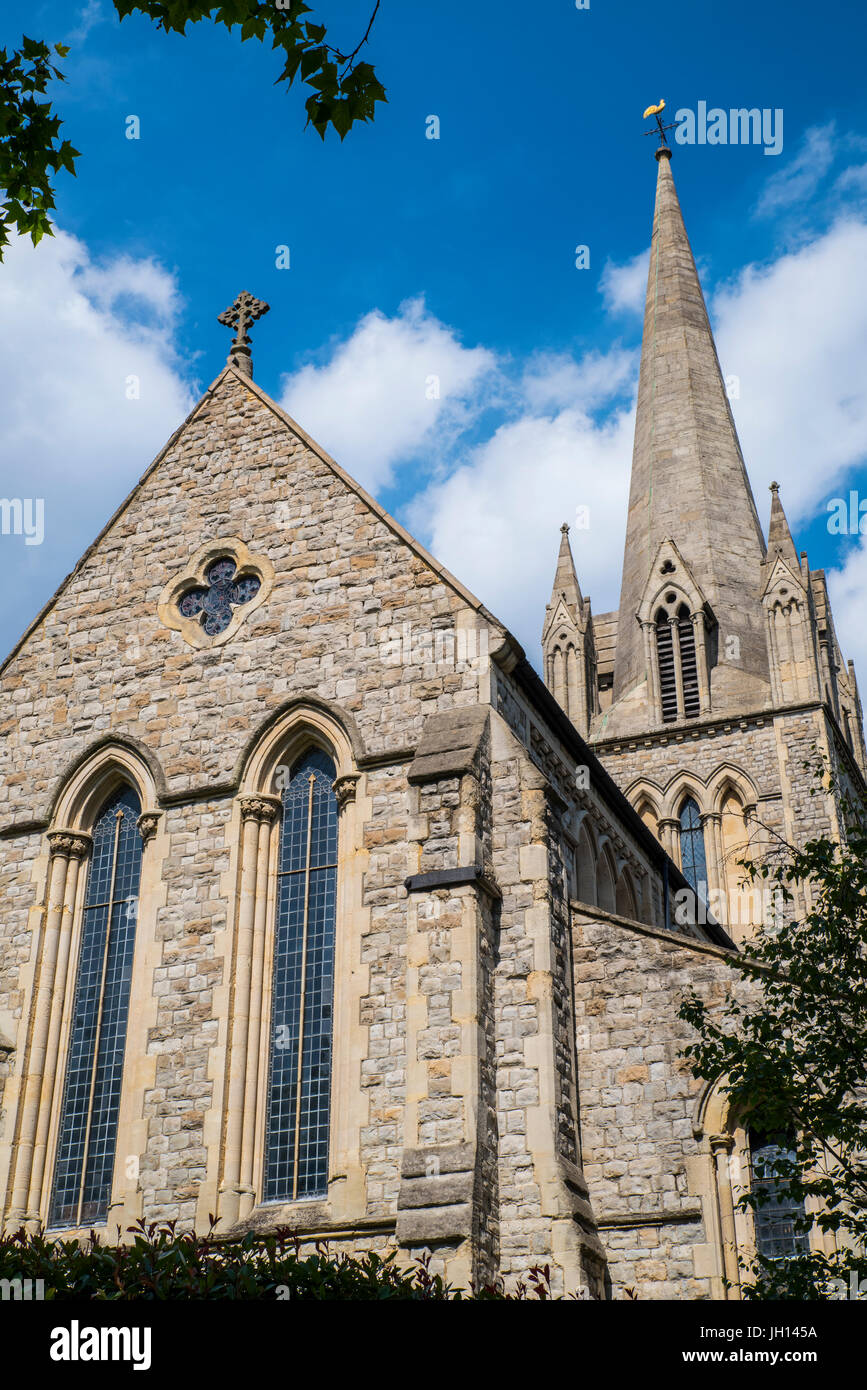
0, 145, 862, 1299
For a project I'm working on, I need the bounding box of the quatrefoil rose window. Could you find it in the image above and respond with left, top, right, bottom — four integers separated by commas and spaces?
158, 538, 274, 649
178, 557, 260, 636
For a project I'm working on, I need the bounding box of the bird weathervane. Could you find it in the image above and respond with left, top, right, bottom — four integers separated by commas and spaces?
218, 291, 270, 378
642, 98, 682, 151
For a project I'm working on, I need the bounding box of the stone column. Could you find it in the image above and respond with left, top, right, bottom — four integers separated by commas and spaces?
8, 830, 91, 1228
641, 620, 662, 724
238, 799, 280, 1220
566, 646, 582, 730
658, 817, 680, 864
693, 612, 711, 713
553, 647, 565, 710
669, 617, 684, 718
710, 1134, 741, 1298
701, 811, 723, 902
219, 795, 279, 1227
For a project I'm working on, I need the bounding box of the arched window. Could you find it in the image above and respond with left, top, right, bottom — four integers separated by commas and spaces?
264, 748, 338, 1203
655, 610, 678, 723
679, 797, 707, 895
596, 849, 616, 914
655, 601, 702, 722
636, 798, 659, 841
677, 605, 700, 718
575, 825, 597, 905
615, 869, 637, 920
749, 1132, 810, 1262
49, 785, 143, 1227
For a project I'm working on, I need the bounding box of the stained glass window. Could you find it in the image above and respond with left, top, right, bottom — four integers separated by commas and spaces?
177, 557, 261, 636
49, 786, 142, 1227
750, 1134, 810, 1261
679, 797, 708, 896
264, 748, 338, 1203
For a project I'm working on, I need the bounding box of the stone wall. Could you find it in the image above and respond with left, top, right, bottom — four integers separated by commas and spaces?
571, 907, 748, 1299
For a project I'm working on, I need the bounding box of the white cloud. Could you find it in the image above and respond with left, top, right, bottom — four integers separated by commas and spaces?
835, 163, 867, 198
66, 1, 107, 47
76, 254, 182, 325
599, 249, 650, 316
827, 538, 867, 691
521, 348, 637, 413
276, 300, 639, 656
279, 297, 497, 493
407, 388, 636, 652
755, 123, 836, 218
712, 218, 867, 521
0, 229, 193, 659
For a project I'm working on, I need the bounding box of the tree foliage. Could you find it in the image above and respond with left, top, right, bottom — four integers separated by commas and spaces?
0, 3, 386, 259
0, 38, 78, 257
679, 763, 867, 1299
112, 2, 386, 139
0, 1220, 557, 1300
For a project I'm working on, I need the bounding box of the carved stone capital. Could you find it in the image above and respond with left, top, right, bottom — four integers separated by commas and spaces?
136, 811, 162, 845
332, 774, 359, 809
47, 830, 92, 861
239, 794, 281, 824
709, 1133, 735, 1157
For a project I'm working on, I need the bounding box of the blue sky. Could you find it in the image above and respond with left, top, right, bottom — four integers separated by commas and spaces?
3, 0, 867, 674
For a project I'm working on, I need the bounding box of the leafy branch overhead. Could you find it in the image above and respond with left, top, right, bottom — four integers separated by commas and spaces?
0, 39, 78, 256
113, 1, 387, 140
0, 3, 386, 259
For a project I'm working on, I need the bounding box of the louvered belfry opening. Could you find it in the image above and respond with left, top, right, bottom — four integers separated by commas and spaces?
678, 605, 701, 718
655, 611, 678, 722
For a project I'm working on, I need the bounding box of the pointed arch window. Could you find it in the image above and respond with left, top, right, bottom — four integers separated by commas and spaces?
655, 602, 703, 722
49, 786, 143, 1227
679, 797, 707, 895
264, 748, 338, 1203
750, 1133, 810, 1262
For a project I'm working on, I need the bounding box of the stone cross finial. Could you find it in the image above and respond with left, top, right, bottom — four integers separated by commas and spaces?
561, 522, 570, 535
770, 480, 780, 492
218, 291, 270, 378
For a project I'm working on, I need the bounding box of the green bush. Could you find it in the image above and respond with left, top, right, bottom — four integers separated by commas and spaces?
0, 1221, 555, 1300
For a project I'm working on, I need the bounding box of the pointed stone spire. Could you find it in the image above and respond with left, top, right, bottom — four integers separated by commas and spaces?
764, 481, 799, 571
542, 524, 597, 735
613, 148, 769, 701
551, 522, 584, 612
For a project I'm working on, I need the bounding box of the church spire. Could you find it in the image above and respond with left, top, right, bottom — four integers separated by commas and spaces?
542, 523, 597, 735
613, 147, 768, 703
550, 522, 584, 612
764, 481, 799, 571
